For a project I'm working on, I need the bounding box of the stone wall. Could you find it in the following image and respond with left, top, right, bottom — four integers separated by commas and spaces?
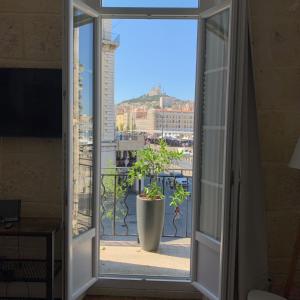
249, 1, 300, 298
0, 1, 63, 298
0, 0, 62, 69
0, 0, 62, 218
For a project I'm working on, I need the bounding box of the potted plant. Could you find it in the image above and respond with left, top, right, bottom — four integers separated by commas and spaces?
127, 140, 190, 251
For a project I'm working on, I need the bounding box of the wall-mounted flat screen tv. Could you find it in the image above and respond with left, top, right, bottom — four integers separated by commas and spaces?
0, 68, 62, 138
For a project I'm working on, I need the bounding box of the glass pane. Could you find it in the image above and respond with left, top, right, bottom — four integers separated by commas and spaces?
102, 0, 198, 8
199, 9, 229, 240
73, 9, 94, 237
201, 129, 225, 184
203, 71, 227, 126
205, 15, 229, 70
199, 184, 222, 240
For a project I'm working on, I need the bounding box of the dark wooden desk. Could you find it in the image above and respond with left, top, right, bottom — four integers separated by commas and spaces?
0, 218, 61, 300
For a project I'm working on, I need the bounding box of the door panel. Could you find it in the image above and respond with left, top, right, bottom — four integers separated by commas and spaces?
73, 235, 94, 291
71, 6, 97, 298
196, 234, 220, 297
64, 1, 100, 299
73, 7, 94, 237
192, 6, 231, 300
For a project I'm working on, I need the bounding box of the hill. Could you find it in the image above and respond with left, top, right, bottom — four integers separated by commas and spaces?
117, 93, 192, 109
119, 94, 164, 105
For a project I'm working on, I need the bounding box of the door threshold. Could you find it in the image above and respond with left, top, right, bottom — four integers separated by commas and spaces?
87, 277, 202, 299
99, 274, 192, 282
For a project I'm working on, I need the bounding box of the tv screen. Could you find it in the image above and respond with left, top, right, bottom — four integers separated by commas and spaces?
0, 68, 62, 138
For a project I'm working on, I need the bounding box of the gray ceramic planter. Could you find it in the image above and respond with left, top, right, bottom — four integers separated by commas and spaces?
136, 195, 165, 252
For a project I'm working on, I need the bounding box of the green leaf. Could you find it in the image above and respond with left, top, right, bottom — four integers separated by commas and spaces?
126, 139, 187, 206
169, 184, 190, 208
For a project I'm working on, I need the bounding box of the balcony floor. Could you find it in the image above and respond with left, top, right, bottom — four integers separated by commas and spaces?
99, 237, 191, 278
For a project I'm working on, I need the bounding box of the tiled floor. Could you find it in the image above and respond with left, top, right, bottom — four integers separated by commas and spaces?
99, 237, 191, 278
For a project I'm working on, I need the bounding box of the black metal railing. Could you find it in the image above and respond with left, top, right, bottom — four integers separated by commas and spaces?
100, 168, 192, 238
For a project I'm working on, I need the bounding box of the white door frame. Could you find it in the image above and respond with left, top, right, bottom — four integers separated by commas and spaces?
191, 2, 235, 300
63, 0, 101, 299
63, 0, 238, 299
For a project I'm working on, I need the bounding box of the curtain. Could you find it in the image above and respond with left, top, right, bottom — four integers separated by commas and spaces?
237, 48, 269, 299
229, 0, 269, 299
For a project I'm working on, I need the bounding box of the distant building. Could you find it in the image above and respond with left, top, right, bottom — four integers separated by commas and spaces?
116, 109, 135, 132
116, 111, 125, 131
79, 114, 93, 145
101, 19, 119, 168
116, 88, 194, 135
147, 86, 164, 97
135, 108, 194, 135
159, 96, 176, 108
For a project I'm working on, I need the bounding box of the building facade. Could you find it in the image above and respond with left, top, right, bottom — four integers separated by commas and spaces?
101, 19, 119, 168
134, 108, 194, 135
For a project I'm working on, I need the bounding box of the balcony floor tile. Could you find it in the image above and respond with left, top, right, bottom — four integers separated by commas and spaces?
99, 237, 191, 278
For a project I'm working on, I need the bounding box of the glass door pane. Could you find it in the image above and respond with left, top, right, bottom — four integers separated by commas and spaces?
73, 8, 95, 236
102, 0, 198, 8
65, 3, 99, 298
199, 9, 229, 240
192, 7, 231, 300
101, 0, 227, 9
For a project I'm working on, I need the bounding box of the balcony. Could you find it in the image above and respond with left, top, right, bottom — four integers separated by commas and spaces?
76, 166, 193, 278
100, 236, 191, 278
98, 168, 192, 278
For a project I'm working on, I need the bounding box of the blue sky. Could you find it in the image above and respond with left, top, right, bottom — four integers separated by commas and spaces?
79, 19, 198, 108
112, 19, 197, 103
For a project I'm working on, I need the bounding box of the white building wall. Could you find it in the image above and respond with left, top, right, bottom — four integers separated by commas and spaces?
135, 109, 194, 134
101, 20, 118, 168
102, 49, 116, 141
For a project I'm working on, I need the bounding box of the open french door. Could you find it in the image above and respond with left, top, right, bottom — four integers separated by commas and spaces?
192, 1, 234, 300
64, 0, 101, 299
62, 0, 237, 299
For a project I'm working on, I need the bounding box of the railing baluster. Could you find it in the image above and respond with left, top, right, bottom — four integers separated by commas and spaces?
100, 174, 106, 235
122, 175, 129, 235
173, 211, 178, 237
186, 178, 189, 238
162, 176, 166, 237
138, 179, 141, 194
113, 174, 117, 236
